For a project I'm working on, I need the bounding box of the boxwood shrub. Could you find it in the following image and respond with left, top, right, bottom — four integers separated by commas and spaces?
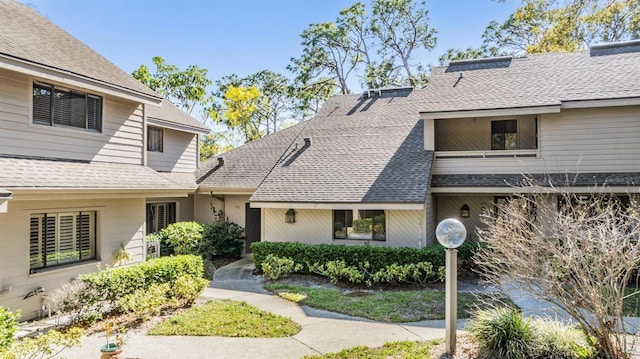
79, 254, 204, 302
251, 241, 479, 274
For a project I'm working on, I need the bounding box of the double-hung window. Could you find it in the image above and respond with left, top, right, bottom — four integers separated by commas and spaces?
147, 126, 164, 152
333, 209, 386, 241
491, 119, 517, 150
29, 211, 96, 270
32, 82, 102, 132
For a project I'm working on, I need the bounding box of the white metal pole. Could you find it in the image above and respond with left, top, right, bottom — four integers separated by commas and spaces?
446, 248, 458, 356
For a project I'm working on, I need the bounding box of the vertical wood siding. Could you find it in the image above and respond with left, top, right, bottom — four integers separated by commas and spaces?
147, 128, 198, 172
435, 115, 537, 151
0, 198, 145, 320
0, 69, 144, 164
263, 208, 332, 244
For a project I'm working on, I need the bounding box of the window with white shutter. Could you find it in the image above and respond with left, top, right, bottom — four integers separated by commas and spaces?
32, 82, 102, 132
146, 203, 176, 233
29, 211, 96, 271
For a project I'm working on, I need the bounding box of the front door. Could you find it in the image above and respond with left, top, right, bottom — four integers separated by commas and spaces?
244, 203, 261, 254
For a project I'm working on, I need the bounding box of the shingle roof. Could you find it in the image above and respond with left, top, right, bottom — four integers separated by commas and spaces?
0, 156, 191, 190
418, 41, 640, 113
0, 0, 159, 100
147, 99, 209, 134
196, 124, 305, 190
248, 89, 434, 203
157, 172, 198, 190
431, 172, 640, 188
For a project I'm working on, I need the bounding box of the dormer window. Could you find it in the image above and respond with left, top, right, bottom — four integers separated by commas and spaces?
32, 81, 102, 132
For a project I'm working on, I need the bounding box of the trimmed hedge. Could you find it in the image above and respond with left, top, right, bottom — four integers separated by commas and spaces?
251, 241, 479, 274
79, 254, 204, 302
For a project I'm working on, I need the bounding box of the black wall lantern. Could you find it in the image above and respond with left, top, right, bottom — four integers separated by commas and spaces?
285, 209, 296, 223
460, 204, 470, 218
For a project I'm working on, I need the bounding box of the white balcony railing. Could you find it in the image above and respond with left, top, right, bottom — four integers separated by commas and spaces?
434, 149, 539, 159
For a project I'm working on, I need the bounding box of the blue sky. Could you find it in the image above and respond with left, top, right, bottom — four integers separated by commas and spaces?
22, 0, 519, 92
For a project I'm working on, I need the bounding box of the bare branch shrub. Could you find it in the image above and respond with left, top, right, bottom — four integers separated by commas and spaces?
476, 179, 640, 358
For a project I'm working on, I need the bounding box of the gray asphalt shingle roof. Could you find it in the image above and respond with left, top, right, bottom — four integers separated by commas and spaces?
431, 173, 640, 188
248, 89, 434, 203
0, 0, 160, 100
147, 99, 210, 134
196, 124, 305, 190
0, 156, 191, 190
418, 41, 640, 113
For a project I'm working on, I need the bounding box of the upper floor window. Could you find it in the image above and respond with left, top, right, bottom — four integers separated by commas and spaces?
30, 211, 96, 271
147, 126, 164, 152
333, 209, 386, 241
32, 82, 102, 132
491, 119, 517, 150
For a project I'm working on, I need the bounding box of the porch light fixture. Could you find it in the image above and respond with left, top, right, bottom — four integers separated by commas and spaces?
436, 218, 467, 357
285, 209, 296, 223
460, 204, 470, 218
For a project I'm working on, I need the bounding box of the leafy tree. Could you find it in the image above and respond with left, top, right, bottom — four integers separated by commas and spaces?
132, 56, 212, 117
200, 133, 233, 161
370, 0, 437, 87
290, 0, 438, 94
440, 0, 639, 63
220, 85, 263, 143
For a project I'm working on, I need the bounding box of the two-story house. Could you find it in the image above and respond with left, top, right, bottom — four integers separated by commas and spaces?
0, 0, 208, 319
197, 40, 640, 248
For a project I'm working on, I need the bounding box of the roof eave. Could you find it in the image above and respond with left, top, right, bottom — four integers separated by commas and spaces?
0, 54, 163, 105
147, 117, 210, 135
420, 104, 561, 120
249, 201, 425, 210
560, 97, 640, 109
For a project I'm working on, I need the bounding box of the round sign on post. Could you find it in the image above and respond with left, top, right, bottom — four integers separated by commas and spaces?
436, 218, 467, 357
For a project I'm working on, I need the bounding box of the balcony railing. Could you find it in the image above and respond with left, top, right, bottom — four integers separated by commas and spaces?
434, 149, 539, 159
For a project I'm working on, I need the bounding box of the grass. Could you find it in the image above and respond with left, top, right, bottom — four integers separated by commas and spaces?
148, 300, 300, 337
265, 283, 512, 322
623, 287, 640, 316
302, 340, 439, 359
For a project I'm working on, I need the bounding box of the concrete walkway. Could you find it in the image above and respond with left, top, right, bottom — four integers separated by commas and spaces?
61, 257, 458, 359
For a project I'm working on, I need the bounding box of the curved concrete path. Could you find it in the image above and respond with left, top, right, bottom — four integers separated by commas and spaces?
62, 257, 455, 359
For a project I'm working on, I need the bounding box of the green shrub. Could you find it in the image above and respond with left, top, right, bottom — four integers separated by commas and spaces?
468, 308, 537, 359
533, 319, 592, 359
79, 255, 205, 303
2, 327, 83, 359
309, 260, 366, 285
170, 275, 209, 305
372, 261, 443, 286
201, 209, 245, 258
261, 254, 302, 281
0, 307, 19, 352
116, 283, 170, 319
161, 222, 204, 255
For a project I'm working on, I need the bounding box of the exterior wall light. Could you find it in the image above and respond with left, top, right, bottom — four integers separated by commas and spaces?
460, 204, 470, 218
285, 209, 296, 223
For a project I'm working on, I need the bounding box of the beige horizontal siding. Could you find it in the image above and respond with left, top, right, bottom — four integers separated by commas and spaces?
0, 68, 144, 165
147, 129, 198, 172
0, 198, 145, 321
432, 107, 640, 174
263, 208, 426, 248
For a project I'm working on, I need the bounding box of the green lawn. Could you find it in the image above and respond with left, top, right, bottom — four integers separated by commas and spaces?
265, 283, 512, 322
623, 287, 640, 316
302, 340, 439, 359
148, 300, 300, 337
